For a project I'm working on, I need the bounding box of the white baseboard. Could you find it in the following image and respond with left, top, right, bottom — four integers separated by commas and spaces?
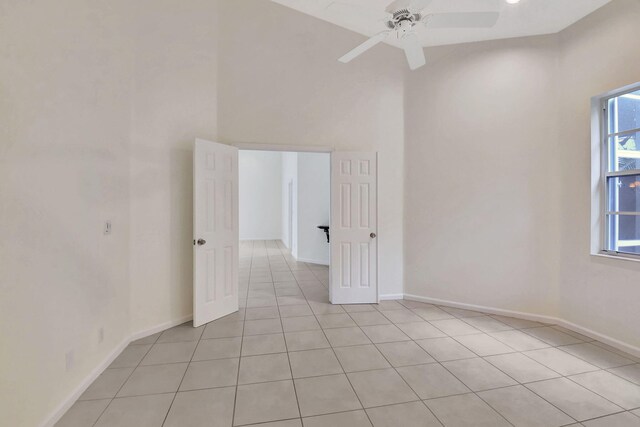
41, 315, 193, 427
404, 293, 640, 359
379, 293, 404, 301
295, 256, 329, 266
240, 236, 282, 241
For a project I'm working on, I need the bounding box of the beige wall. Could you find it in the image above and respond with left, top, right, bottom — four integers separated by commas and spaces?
556, 0, 640, 348
217, 0, 406, 297
128, 0, 219, 334
0, 1, 133, 425
404, 0, 640, 349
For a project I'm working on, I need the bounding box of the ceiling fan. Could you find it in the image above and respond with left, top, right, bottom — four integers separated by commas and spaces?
335, 0, 500, 70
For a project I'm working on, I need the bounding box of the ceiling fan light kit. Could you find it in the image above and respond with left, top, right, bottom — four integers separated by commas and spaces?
336, 0, 500, 71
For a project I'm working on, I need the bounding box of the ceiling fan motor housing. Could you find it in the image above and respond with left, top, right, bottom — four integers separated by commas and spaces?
386, 9, 422, 38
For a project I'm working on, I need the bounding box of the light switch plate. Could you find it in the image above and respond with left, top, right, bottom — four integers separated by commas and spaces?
104, 221, 112, 235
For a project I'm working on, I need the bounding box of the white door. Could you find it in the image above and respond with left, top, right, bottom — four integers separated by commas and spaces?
193, 139, 239, 327
330, 152, 378, 304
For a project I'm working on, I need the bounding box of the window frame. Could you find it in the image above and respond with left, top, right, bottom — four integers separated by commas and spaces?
594, 83, 640, 261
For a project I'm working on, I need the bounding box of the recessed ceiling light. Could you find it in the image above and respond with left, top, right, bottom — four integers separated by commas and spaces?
506, 0, 521, 4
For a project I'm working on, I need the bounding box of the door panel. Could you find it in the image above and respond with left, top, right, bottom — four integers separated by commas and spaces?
330, 152, 378, 304
194, 139, 239, 327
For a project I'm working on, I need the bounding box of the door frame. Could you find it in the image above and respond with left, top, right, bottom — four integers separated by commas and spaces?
232, 142, 379, 304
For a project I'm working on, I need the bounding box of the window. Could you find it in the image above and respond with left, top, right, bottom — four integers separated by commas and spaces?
601, 86, 640, 257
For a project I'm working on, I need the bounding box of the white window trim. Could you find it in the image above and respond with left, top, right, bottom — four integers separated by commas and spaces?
591, 82, 640, 262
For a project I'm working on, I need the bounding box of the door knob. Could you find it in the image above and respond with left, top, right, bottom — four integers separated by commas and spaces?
197, 238, 206, 246
370, 233, 377, 239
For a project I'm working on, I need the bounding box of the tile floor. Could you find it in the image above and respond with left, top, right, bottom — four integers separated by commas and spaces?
57, 240, 640, 427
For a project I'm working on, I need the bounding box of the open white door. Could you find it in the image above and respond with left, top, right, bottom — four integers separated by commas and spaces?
330, 152, 378, 304
193, 139, 239, 327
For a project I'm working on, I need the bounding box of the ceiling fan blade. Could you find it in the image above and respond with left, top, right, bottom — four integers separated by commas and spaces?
403, 33, 426, 71
425, 12, 499, 29
326, 2, 392, 22
338, 31, 390, 63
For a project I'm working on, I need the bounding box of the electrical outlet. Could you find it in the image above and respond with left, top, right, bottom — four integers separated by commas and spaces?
104, 221, 112, 235
65, 350, 74, 371
98, 327, 104, 343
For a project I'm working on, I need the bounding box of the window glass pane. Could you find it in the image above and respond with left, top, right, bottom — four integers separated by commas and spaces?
607, 174, 640, 213
608, 89, 640, 134
608, 132, 640, 172
606, 214, 640, 255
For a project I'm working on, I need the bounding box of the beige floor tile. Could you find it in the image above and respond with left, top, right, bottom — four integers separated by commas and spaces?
484, 352, 560, 383
442, 358, 517, 391
94, 394, 174, 427
415, 337, 476, 361
282, 316, 321, 332
202, 321, 244, 339
570, 370, 640, 410
454, 334, 516, 356
323, 327, 372, 347
180, 358, 239, 391
279, 305, 313, 318
243, 318, 283, 336
412, 306, 455, 321
109, 344, 151, 368
347, 368, 419, 408
140, 341, 197, 365
247, 296, 278, 308
295, 374, 362, 417
157, 324, 204, 343
526, 377, 622, 421
131, 332, 161, 346
334, 344, 391, 372
397, 363, 470, 399
245, 306, 280, 320
164, 387, 235, 427
289, 349, 343, 378
396, 322, 447, 340
582, 412, 640, 427
376, 341, 435, 367
489, 330, 550, 351
284, 330, 330, 351
524, 348, 600, 375
461, 316, 512, 333
478, 385, 574, 427
303, 410, 371, 427
560, 343, 636, 369
490, 315, 544, 329
117, 363, 187, 397
278, 296, 309, 306
238, 353, 292, 384
609, 364, 640, 385
242, 333, 287, 356
316, 313, 357, 329
234, 380, 299, 426
375, 300, 406, 311
79, 368, 133, 400
342, 304, 377, 313
425, 393, 511, 427
349, 311, 392, 326
193, 337, 241, 361
366, 401, 441, 427
256, 420, 302, 427
54, 399, 110, 427
440, 306, 486, 318
380, 309, 424, 324
361, 324, 411, 343
523, 326, 584, 346
430, 319, 481, 336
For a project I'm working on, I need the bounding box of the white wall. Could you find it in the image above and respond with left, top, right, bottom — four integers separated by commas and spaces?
404, 0, 640, 350
0, 1, 133, 426
239, 151, 283, 240
297, 153, 331, 265
282, 152, 298, 254
128, 0, 219, 334
218, 0, 406, 297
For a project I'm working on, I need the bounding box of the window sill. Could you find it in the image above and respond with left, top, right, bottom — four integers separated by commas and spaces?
592, 252, 640, 263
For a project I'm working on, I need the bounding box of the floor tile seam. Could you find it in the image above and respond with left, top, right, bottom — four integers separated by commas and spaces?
563, 373, 635, 411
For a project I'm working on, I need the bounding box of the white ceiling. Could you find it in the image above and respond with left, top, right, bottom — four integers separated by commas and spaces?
271, 0, 612, 48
